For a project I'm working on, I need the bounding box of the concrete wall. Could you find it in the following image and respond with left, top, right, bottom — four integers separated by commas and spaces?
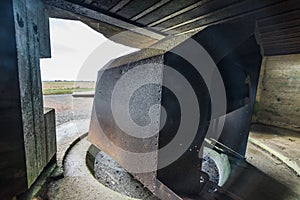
255, 54, 300, 132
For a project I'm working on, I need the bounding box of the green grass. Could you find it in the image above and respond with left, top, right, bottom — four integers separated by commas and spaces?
43, 88, 94, 95
42, 81, 95, 95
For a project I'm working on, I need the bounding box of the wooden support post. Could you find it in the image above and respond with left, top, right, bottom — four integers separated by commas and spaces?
0, 0, 53, 199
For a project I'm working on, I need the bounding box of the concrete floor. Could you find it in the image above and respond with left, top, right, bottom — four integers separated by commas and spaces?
43, 94, 93, 125
247, 124, 300, 199
41, 120, 152, 200
43, 95, 155, 200
46, 137, 133, 200
249, 124, 300, 176
246, 142, 300, 199
41, 95, 300, 200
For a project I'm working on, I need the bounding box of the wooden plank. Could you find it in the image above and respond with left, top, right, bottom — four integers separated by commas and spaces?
259, 32, 300, 43
26, 0, 47, 186
263, 40, 300, 49
174, 0, 298, 35
44, 108, 57, 163
257, 9, 300, 27
258, 18, 300, 33
82, 0, 121, 11
261, 36, 300, 45
13, 0, 38, 188
14, 0, 48, 187
130, 0, 172, 21
263, 47, 300, 56
109, 0, 131, 12
137, 0, 203, 25
37, 2, 51, 58
116, 0, 160, 19
264, 51, 300, 56
44, 0, 165, 40
259, 25, 300, 38
154, 0, 240, 31
162, 0, 250, 32
264, 45, 300, 52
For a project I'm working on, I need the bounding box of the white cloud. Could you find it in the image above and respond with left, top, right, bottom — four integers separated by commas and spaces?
40, 18, 137, 81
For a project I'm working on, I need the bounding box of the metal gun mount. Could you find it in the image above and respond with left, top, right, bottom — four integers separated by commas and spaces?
88, 21, 262, 200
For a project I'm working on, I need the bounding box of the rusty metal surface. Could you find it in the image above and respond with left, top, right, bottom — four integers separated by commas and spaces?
154, 179, 183, 200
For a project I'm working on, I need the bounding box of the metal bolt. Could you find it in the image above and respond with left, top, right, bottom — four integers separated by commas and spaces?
199, 176, 205, 183
208, 186, 218, 193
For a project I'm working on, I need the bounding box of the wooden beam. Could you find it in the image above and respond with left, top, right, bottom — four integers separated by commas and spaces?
176, 0, 299, 35
44, 0, 166, 40
161, 0, 247, 32
259, 31, 300, 41
0, 0, 28, 198
148, 0, 212, 27
109, 0, 131, 13
259, 25, 300, 38
37, 0, 51, 58
257, 9, 300, 27
263, 41, 300, 49
258, 18, 300, 33
82, 0, 121, 11
135, 0, 200, 26
261, 36, 300, 45
114, 0, 161, 19
14, 0, 48, 187
130, 0, 172, 21
264, 47, 300, 56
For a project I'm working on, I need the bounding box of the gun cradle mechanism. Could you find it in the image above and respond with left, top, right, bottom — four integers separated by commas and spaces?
88, 21, 263, 200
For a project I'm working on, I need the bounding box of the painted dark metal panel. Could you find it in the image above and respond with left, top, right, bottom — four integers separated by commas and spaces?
89, 20, 263, 199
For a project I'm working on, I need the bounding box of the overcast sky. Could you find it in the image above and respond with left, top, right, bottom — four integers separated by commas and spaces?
40, 18, 136, 81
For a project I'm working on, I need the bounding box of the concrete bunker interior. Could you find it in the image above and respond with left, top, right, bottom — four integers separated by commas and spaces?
0, 0, 299, 200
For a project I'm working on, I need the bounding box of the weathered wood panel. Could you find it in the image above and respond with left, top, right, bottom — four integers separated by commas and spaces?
13, 0, 38, 188
0, 0, 28, 199
136, 0, 200, 25
27, 0, 48, 186
256, 55, 300, 131
44, 108, 57, 163
13, 0, 51, 188
116, 0, 160, 19
37, 3, 51, 59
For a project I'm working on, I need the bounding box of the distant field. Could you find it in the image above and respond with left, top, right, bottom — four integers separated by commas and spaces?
42, 81, 95, 95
